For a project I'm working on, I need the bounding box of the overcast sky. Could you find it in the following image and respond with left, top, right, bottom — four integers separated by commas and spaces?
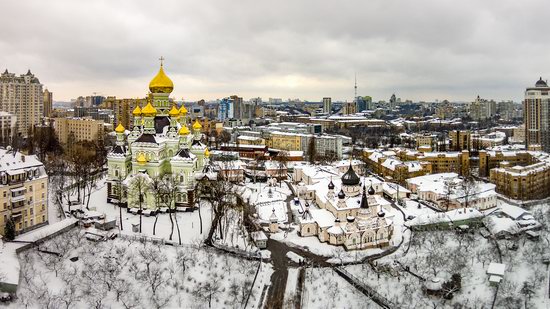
1, 0, 549, 102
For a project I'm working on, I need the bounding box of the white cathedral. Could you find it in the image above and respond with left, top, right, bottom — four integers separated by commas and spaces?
296, 164, 394, 250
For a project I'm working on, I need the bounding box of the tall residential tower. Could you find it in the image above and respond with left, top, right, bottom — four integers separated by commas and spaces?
0, 70, 43, 136
524, 77, 550, 151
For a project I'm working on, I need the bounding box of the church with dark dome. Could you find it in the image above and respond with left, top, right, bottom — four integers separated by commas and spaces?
296, 163, 394, 250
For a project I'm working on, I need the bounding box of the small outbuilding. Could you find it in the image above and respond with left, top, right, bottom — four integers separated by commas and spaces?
251, 231, 268, 249
487, 262, 506, 286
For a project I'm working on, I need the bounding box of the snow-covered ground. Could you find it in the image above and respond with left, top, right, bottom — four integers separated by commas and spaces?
241, 182, 292, 224
65, 178, 213, 245
284, 267, 300, 305
344, 216, 550, 308
302, 267, 379, 308
8, 227, 273, 309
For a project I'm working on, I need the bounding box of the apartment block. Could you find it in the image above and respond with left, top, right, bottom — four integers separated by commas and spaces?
0, 150, 48, 237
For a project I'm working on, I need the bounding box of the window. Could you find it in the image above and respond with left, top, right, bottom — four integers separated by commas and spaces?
41, 182, 45, 189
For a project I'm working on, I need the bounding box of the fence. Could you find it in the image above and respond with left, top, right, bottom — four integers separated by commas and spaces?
333, 266, 396, 309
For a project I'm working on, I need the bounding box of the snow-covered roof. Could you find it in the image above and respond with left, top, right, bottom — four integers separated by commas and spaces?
309, 208, 336, 227
497, 204, 530, 220
251, 231, 268, 241
406, 208, 483, 227
487, 262, 506, 276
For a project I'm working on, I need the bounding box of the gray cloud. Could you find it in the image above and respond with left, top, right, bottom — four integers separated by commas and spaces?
1, 0, 549, 102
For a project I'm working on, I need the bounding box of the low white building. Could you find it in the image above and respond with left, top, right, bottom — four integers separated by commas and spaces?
407, 173, 497, 210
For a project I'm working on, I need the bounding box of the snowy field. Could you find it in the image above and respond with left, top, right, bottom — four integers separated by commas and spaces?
302, 267, 379, 309
8, 227, 273, 309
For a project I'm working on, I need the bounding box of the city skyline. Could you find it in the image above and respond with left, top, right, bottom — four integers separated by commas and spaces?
1, 0, 549, 102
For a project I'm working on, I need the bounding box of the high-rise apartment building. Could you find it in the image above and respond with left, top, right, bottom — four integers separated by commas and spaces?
524, 77, 550, 152
43, 89, 53, 118
469, 95, 496, 120
323, 97, 332, 114
230, 95, 243, 120
0, 70, 44, 136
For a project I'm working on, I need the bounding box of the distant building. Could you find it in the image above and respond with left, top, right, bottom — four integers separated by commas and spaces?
102, 97, 147, 129
53, 117, 105, 144
469, 95, 496, 120
0, 70, 44, 136
0, 149, 48, 237
323, 97, 332, 114
356, 96, 372, 112
341, 102, 356, 115
73, 106, 113, 123
230, 95, 243, 120
43, 89, 53, 118
0, 112, 16, 147
524, 77, 550, 152
449, 130, 471, 151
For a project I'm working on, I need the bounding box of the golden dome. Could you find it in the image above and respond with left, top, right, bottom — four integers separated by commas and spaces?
169, 105, 180, 117
141, 102, 157, 116
204, 148, 210, 157
179, 126, 190, 135
149, 64, 174, 94
132, 105, 142, 116
192, 119, 202, 130
179, 104, 188, 115
115, 123, 125, 133
137, 153, 147, 165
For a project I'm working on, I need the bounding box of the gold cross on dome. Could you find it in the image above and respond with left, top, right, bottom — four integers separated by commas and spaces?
159, 56, 165, 66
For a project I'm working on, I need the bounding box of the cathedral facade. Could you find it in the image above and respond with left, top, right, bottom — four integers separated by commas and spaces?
106, 62, 209, 209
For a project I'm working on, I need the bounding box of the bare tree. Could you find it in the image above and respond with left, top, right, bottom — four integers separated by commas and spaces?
127, 173, 151, 233
149, 176, 164, 236
193, 280, 221, 308
195, 177, 238, 245
460, 176, 478, 209
162, 174, 183, 243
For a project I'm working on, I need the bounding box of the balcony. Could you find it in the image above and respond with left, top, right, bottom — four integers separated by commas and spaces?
11, 199, 25, 208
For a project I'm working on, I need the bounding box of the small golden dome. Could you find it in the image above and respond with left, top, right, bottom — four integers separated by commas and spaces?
169, 105, 180, 117
142, 102, 157, 116
132, 105, 142, 116
115, 123, 125, 133
137, 153, 147, 164
149, 64, 174, 94
179, 126, 190, 135
192, 119, 202, 130
204, 148, 210, 157
179, 104, 188, 115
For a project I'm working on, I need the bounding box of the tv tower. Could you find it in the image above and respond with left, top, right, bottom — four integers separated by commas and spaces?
354, 73, 357, 102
